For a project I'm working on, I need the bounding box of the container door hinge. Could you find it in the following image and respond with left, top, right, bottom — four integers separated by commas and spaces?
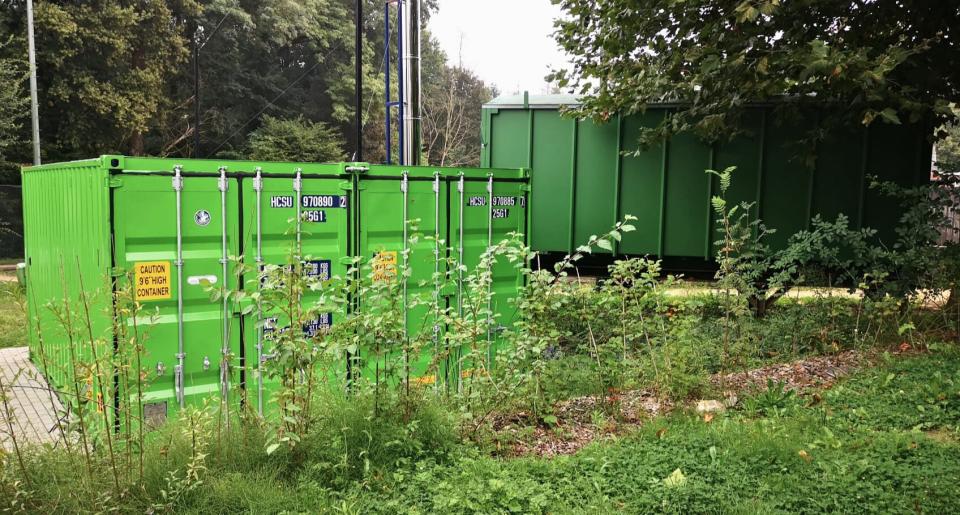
339, 180, 353, 191
108, 177, 123, 188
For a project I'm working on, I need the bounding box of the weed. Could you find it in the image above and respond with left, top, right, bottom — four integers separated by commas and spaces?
741, 379, 798, 417
4, 186, 960, 513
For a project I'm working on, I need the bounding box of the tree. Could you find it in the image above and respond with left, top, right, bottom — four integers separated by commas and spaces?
0, 39, 27, 166
936, 113, 960, 173
551, 0, 960, 147
29, 1, 199, 158
176, 0, 366, 159
422, 62, 494, 167
0, 0, 487, 166
247, 115, 346, 162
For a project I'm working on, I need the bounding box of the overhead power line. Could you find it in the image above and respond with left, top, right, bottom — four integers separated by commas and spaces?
207, 9, 383, 158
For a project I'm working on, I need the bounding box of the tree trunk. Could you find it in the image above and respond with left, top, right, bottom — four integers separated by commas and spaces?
129, 132, 144, 156
129, 35, 147, 156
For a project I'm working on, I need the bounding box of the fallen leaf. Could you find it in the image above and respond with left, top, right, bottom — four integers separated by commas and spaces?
798, 449, 812, 463
656, 427, 668, 439
703, 413, 714, 423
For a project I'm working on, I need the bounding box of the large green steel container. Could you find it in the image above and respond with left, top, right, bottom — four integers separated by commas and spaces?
481, 94, 932, 264
21, 156, 527, 423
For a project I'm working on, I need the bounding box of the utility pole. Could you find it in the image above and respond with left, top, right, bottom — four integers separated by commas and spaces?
26, 0, 40, 165
355, 0, 363, 162
193, 30, 200, 158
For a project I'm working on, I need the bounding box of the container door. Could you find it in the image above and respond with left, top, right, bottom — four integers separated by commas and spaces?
112, 173, 241, 424
449, 176, 528, 382
241, 174, 349, 416
357, 174, 448, 386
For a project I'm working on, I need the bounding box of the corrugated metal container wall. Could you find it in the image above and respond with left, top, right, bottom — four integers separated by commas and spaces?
22, 159, 112, 392
481, 95, 932, 262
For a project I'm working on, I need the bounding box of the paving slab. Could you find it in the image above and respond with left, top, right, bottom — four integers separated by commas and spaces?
0, 346, 67, 451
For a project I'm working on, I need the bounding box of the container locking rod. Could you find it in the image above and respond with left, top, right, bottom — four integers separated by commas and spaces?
401, 170, 409, 385
433, 171, 441, 386
294, 168, 303, 257
253, 167, 264, 416
218, 166, 229, 423
457, 172, 465, 390
486, 173, 494, 356
172, 165, 186, 408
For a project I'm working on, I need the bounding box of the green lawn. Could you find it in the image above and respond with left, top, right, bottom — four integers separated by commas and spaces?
0, 280, 26, 348
176, 346, 960, 514
8, 338, 960, 513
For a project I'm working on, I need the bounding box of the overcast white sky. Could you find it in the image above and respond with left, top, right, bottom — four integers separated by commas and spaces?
429, 0, 569, 96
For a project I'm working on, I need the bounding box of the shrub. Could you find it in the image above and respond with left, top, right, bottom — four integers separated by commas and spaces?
247, 115, 347, 162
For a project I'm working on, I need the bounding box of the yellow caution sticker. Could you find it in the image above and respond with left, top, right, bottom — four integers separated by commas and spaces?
135, 261, 172, 300
372, 250, 398, 283
413, 374, 436, 385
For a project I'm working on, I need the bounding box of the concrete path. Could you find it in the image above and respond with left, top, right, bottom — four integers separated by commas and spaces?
0, 346, 66, 451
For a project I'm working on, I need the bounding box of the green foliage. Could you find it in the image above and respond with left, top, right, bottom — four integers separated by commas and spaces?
497, 216, 639, 418
551, 0, 958, 148
0, 281, 26, 349
150, 408, 212, 513
787, 214, 882, 291
0, 39, 27, 164
6, 211, 960, 513
866, 174, 960, 303
298, 389, 458, 488
175, 0, 363, 158
706, 165, 951, 319
742, 379, 798, 417
0, 1, 493, 163
709, 166, 796, 317
28, 0, 200, 158
247, 115, 346, 162
935, 107, 960, 172
341, 347, 960, 514
645, 313, 716, 400
827, 344, 960, 432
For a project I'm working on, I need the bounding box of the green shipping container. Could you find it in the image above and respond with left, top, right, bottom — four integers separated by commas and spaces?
21, 156, 527, 424
481, 94, 932, 266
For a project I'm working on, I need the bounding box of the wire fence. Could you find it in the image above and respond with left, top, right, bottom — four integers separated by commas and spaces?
939, 199, 960, 245
0, 184, 23, 259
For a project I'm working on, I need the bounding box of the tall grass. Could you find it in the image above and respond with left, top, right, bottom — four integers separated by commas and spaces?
2, 210, 958, 512
0, 280, 25, 349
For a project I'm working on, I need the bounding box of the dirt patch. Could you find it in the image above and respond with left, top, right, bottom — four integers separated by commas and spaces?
710, 350, 866, 396
500, 350, 880, 458
492, 390, 670, 458
508, 421, 617, 458
556, 389, 669, 424
924, 428, 959, 444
